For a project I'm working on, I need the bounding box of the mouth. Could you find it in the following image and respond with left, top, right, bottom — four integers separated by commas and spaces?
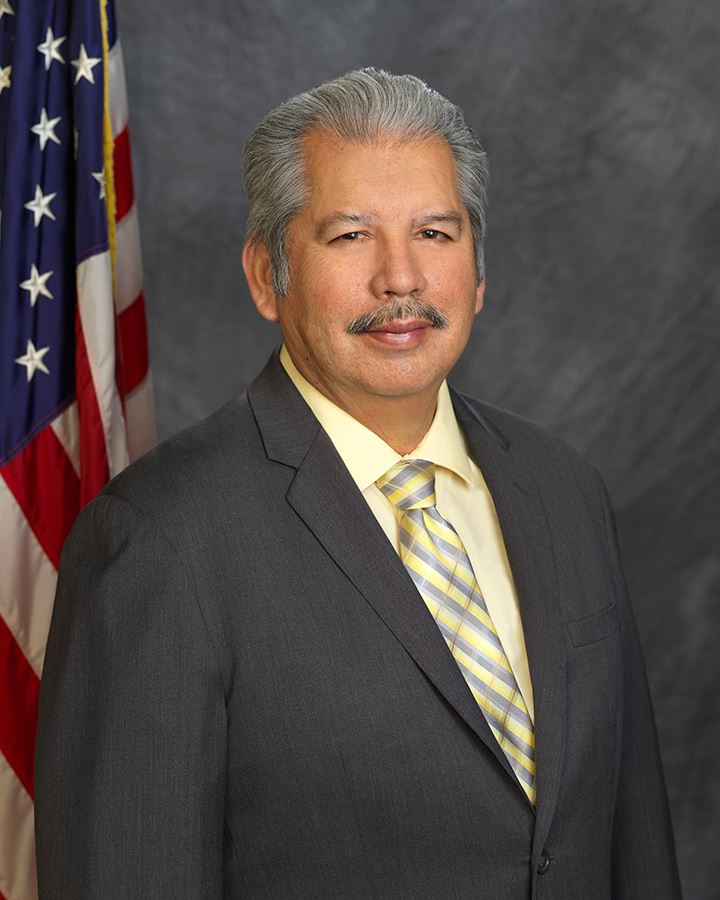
368, 318, 431, 335
364, 318, 432, 347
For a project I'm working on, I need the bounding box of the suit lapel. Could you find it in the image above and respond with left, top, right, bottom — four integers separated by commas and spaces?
452, 391, 568, 844
248, 354, 530, 796
248, 354, 566, 825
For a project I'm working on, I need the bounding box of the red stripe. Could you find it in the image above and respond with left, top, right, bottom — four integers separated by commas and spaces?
116, 292, 149, 396
0, 618, 40, 798
113, 126, 134, 223
75, 310, 110, 507
1, 429, 80, 570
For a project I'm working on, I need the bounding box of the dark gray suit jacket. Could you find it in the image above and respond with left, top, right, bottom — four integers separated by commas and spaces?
35, 352, 682, 898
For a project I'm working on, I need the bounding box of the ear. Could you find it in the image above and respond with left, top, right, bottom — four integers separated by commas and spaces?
474, 277, 486, 315
242, 241, 279, 322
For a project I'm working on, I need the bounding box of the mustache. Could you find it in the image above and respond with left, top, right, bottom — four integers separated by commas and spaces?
346, 298, 449, 335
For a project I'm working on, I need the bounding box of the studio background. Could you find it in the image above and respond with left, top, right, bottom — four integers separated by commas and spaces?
116, 1, 719, 897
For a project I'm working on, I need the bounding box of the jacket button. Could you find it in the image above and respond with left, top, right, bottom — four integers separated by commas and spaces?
537, 850, 551, 874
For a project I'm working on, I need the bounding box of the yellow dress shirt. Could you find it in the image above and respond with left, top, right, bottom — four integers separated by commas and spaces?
279, 346, 535, 722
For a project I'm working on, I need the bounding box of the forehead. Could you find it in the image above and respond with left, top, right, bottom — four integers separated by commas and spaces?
298, 129, 464, 218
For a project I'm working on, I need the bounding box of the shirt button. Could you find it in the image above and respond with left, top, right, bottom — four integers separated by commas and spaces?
537, 850, 551, 874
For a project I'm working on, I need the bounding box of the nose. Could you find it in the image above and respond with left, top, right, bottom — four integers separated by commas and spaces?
369, 238, 428, 299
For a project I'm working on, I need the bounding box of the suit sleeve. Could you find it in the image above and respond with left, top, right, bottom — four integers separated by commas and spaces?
35, 492, 227, 899
594, 474, 683, 899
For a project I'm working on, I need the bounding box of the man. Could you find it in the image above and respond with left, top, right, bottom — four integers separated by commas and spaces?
35, 69, 681, 898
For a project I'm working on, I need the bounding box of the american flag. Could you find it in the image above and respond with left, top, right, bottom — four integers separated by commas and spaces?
0, 0, 155, 895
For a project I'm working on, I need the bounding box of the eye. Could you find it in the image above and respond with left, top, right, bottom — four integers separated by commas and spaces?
334, 231, 362, 241
420, 229, 446, 240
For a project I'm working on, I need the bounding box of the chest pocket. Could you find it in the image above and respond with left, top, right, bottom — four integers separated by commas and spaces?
565, 602, 619, 647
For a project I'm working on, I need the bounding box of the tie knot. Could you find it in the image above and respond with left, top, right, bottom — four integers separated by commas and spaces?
376, 459, 436, 510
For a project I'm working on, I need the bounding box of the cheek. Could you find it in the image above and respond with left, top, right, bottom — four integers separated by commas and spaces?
427, 254, 475, 293
303, 281, 363, 330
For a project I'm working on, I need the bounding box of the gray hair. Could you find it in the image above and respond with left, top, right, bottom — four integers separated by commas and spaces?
242, 67, 489, 297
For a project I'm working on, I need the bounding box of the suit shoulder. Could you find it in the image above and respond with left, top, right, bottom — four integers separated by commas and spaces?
98, 391, 261, 515
456, 391, 602, 487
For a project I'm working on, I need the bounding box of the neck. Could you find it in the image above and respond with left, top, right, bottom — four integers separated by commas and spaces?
309, 379, 439, 455
338, 394, 438, 456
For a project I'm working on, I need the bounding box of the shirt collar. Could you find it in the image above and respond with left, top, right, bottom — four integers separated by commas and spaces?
279, 346, 473, 491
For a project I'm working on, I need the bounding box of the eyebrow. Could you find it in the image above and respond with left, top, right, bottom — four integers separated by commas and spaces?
315, 210, 464, 240
414, 211, 464, 234
315, 212, 378, 240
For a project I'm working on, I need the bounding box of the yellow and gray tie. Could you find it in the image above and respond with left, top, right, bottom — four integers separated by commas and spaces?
377, 459, 536, 805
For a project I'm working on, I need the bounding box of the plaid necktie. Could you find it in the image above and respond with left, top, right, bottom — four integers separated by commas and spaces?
376, 459, 536, 805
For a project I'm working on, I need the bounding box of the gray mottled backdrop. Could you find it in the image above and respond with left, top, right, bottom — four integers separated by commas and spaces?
117, 1, 719, 896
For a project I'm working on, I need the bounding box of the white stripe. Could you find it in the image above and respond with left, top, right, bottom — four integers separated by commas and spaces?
0, 479, 57, 677
50, 403, 80, 477
76, 252, 129, 478
0, 753, 38, 900
114, 204, 143, 314
124, 372, 156, 462
108, 39, 129, 139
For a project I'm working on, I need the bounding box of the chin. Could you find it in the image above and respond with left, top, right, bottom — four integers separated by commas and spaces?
361, 370, 444, 400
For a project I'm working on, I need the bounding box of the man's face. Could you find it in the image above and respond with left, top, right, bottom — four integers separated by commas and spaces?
248, 130, 485, 412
